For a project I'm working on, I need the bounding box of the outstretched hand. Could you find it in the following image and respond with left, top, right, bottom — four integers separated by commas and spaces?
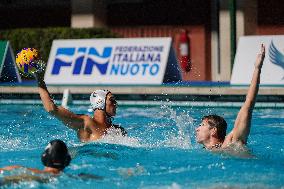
33, 70, 45, 82
33, 69, 46, 88
33, 60, 46, 82
255, 44, 265, 69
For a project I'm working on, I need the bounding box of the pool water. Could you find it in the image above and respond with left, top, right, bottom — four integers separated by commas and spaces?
0, 104, 283, 189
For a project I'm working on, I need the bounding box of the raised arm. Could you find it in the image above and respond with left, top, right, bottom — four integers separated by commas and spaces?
36, 73, 85, 130
231, 44, 265, 144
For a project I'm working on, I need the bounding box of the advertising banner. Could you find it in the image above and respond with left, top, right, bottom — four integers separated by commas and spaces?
45, 38, 180, 85
231, 36, 284, 85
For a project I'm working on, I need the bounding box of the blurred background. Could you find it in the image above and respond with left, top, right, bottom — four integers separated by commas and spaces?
2, 0, 283, 82
0, 0, 283, 103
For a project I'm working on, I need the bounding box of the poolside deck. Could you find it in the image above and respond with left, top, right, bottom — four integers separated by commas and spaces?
1, 83, 283, 105
1, 84, 284, 95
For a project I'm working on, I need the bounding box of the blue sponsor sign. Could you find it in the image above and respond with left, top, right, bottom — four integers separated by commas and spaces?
45, 38, 181, 85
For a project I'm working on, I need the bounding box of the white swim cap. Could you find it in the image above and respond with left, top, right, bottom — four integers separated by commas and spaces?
90, 89, 110, 110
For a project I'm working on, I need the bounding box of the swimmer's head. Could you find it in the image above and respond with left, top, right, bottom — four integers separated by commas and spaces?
90, 89, 110, 111
41, 139, 71, 170
202, 115, 227, 141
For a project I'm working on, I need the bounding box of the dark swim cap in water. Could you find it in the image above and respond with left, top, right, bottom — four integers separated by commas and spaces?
41, 139, 71, 169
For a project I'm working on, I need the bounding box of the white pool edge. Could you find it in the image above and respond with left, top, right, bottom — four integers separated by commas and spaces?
0, 99, 283, 108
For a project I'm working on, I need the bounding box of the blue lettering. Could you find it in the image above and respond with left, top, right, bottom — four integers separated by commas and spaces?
52, 60, 72, 75
147, 54, 153, 62
113, 53, 123, 62
73, 47, 87, 74
52, 48, 75, 75
115, 47, 121, 52
141, 64, 149, 75
150, 64, 159, 75
73, 57, 84, 74
112, 53, 161, 63
84, 47, 112, 75
122, 54, 129, 62
130, 64, 139, 75
155, 54, 161, 62
110, 64, 119, 75
139, 54, 145, 62
108, 63, 159, 76
129, 54, 134, 62
120, 64, 129, 75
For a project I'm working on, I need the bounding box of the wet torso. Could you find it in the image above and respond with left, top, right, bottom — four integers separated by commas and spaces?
77, 115, 126, 142
212, 132, 253, 158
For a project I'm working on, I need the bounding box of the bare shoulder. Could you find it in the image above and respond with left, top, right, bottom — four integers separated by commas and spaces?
76, 114, 92, 123
80, 115, 96, 125
78, 115, 98, 131
222, 131, 246, 149
221, 132, 233, 148
219, 143, 254, 158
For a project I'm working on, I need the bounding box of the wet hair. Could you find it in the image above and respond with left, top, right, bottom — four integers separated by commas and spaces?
41, 139, 71, 170
202, 115, 227, 141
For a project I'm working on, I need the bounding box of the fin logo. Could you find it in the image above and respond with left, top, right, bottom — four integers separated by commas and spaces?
269, 40, 284, 79
51, 47, 112, 75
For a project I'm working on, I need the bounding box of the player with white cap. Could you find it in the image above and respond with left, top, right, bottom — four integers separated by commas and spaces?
35, 73, 126, 142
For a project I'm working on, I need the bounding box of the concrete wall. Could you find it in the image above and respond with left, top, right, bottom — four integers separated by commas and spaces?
216, 0, 258, 82
71, 0, 106, 28
218, 0, 231, 81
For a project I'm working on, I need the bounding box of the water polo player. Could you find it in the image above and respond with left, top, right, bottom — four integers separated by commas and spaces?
0, 139, 71, 175
195, 44, 266, 151
35, 72, 126, 142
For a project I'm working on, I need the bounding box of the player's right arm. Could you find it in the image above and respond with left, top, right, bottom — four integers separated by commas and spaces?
36, 73, 84, 130
0, 165, 22, 171
0, 165, 44, 174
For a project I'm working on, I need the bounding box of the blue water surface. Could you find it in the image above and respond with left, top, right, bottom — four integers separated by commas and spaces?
0, 104, 283, 189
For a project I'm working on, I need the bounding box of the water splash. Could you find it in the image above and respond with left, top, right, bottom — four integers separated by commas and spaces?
116, 104, 196, 149
159, 105, 194, 149
99, 127, 142, 148
141, 182, 182, 189
117, 163, 146, 179
0, 135, 29, 152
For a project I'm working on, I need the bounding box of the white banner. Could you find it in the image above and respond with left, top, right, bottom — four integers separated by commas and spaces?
231, 36, 284, 85
45, 38, 178, 85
